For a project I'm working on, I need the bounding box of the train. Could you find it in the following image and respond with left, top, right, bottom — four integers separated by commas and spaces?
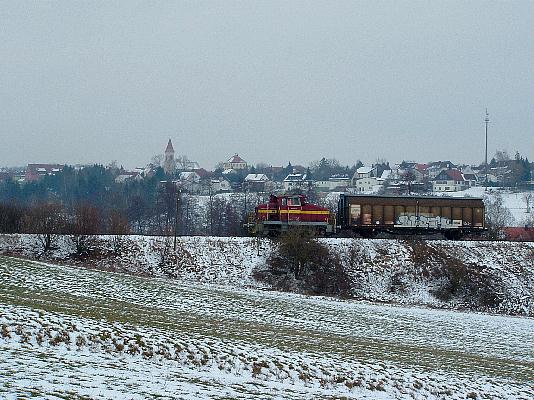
247, 193, 486, 239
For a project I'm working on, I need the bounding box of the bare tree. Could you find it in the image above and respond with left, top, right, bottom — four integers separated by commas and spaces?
151, 154, 163, 167
523, 213, 534, 229
109, 209, 130, 253
23, 202, 65, 253
484, 193, 513, 239
524, 193, 533, 214
176, 154, 195, 171
494, 150, 510, 164
70, 203, 101, 256
0, 203, 24, 233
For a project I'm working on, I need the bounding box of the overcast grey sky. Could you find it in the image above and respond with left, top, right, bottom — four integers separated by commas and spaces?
1, 1, 533, 169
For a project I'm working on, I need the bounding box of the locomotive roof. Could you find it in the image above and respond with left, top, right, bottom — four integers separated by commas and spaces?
339, 193, 483, 201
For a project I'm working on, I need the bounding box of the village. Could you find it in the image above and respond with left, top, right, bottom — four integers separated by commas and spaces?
2, 139, 532, 196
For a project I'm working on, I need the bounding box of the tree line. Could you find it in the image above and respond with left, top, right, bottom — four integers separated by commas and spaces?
0, 164, 267, 239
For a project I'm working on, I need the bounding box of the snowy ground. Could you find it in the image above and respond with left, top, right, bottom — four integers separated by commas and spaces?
1, 256, 533, 399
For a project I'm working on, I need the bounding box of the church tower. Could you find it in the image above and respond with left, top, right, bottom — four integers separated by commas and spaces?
163, 139, 176, 176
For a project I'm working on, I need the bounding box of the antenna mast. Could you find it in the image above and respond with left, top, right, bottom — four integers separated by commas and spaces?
484, 109, 489, 189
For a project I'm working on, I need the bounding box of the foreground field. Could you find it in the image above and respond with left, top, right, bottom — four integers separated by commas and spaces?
1, 256, 533, 399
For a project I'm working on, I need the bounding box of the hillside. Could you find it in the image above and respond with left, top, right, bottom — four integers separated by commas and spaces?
1, 234, 533, 316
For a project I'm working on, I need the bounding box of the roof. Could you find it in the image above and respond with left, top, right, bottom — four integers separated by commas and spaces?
357, 166, 374, 174
284, 173, 307, 182
193, 168, 210, 178
463, 173, 477, 181
415, 163, 429, 173
245, 174, 269, 182
430, 160, 456, 168
227, 154, 246, 163
165, 139, 174, 153
179, 171, 200, 180
435, 169, 465, 181
340, 193, 483, 201
380, 170, 392, 180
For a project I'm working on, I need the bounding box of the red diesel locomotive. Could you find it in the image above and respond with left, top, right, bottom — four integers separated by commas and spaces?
248, 194, 336, 236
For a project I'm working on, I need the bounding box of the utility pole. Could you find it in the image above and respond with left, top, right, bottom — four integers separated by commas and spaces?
173, 189, 180, 251
484, 109, 490, 190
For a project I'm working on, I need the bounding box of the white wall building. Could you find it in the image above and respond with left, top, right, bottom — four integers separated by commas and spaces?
354, 177, 381, 193
283, 173, 310, 191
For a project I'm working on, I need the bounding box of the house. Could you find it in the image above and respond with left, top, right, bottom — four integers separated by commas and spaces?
432, 169, 468, 192
25, 164, 64, 182
355, 177, 381, 193
459, 166, 478, 187
192, 168, 211, 180
223, 154, 247, 170
415, 163, 429, 179
314, 180, 337, 191
179, 171, 201, 183
351, 166, 377, 186
283, 173, 311, 191
114, 171, 142, 183
356, 166, 376, 178
427, 161, 456, 179
489, 166, 512, 185
178, 171, 201, 193
244, 173, 271, 192
203, 178, 232, 194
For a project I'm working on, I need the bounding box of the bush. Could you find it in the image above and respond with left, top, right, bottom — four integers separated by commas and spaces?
405, 240, 469, 301
405, 240, 503, 308
263, 228, 351, 297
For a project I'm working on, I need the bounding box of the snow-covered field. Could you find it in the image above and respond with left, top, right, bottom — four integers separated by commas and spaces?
1, 256, 533, 399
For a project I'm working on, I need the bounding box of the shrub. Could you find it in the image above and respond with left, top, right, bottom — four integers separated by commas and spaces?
264, 228, 351, 296
405, 240, 469, 301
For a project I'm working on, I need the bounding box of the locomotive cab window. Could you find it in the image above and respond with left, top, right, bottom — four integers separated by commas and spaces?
288, 197, 301, 206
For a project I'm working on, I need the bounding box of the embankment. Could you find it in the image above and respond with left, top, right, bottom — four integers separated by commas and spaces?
1, 234, 532, 316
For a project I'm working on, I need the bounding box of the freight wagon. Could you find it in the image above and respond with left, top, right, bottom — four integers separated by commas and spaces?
337, 194, 485, 239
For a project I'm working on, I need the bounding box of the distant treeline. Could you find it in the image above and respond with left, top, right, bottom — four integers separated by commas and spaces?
0, 165, 260, 237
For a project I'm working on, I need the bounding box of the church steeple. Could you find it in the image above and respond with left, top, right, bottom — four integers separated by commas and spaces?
163, 139, 176, 175
165, 139, 174, 154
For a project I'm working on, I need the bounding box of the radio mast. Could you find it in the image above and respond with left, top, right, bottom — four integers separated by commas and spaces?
484, 109, 489, 189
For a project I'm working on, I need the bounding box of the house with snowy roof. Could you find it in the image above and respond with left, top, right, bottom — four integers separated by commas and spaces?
114, 170, 143, 183
244, 173, 271, 192
351, 166, 377, 186
223, 154, 247, 170
283, 173, 311, 191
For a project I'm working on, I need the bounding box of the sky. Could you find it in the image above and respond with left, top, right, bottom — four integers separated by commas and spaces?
1, 1, 533, 170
